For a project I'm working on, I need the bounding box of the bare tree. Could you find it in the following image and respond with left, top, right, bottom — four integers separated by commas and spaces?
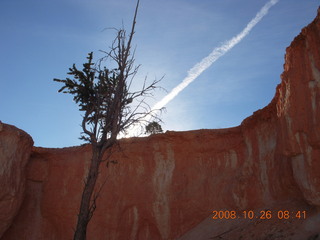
54, 1, 162, 239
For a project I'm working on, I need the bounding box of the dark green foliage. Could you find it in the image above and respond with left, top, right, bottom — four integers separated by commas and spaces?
145, 121, 163, 135
53, 1, 161, 148
54, 47, 161, 145
54, 52, 136, 144
53, 1, 163, 239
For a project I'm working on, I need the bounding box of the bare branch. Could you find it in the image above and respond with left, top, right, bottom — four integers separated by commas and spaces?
54, 1, 165, 239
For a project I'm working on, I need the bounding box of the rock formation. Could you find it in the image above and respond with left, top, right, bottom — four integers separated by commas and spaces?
1, 8, 320, 240
0, 123, 33, 237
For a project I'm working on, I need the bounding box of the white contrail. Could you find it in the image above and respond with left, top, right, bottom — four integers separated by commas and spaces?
151, 0, 279, 111
125, 0, 278, 137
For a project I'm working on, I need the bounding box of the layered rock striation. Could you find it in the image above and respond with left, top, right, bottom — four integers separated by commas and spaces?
1, 8, 320, 240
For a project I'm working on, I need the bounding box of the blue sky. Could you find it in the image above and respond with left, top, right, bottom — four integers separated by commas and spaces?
0, 0, 318, 147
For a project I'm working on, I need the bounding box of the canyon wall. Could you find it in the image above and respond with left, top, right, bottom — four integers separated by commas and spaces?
0, 123, 33, 237
276, 9, 320, 206
1, 8, 320, 240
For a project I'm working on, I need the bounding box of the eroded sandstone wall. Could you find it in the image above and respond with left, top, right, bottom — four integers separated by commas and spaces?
3, 127, 299, 240
276, 8, 320, 206
0, 123, 33, 238
1, 8, 320, 240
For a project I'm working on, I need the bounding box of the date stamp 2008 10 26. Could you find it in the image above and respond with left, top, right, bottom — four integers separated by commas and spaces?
211, 210, 307, 220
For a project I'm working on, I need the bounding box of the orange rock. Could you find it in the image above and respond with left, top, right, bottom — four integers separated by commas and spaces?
0, 124, 33, 238
276, 7, 320, 207
2, 8, 320, 240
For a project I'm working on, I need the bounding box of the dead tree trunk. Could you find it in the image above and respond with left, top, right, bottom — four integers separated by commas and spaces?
73, 147, 103, 240
54, 1, 163, 239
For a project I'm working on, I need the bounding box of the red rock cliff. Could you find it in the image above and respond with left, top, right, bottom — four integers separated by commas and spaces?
0, 123, 33, 238
1, 8, 320, 240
